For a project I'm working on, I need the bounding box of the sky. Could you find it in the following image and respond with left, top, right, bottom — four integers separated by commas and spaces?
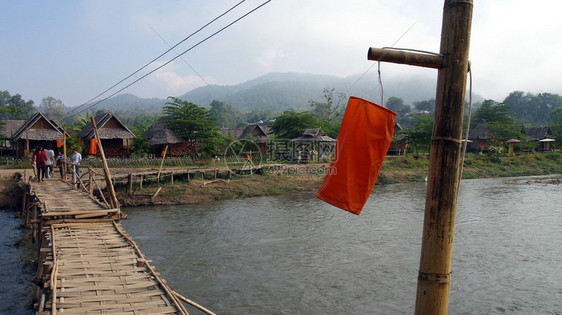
1, 0, 561, 109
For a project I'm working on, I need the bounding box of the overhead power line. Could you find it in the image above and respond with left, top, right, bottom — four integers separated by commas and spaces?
67, 0, 247, 116
67, 0, 273, 118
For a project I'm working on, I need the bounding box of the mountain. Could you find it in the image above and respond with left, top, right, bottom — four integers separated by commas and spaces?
90, 72, 483, 114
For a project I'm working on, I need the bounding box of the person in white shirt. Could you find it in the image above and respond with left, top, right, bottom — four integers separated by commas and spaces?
71, 148, 82, 179
44, 145, 55, 179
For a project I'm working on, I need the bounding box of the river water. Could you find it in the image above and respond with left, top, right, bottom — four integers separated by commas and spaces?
2, 175, 561, 314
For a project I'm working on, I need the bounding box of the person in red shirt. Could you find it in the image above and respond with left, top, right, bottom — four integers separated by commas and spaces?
35, 145, 47, 182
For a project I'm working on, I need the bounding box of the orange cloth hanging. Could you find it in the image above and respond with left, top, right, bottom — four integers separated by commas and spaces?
315, 97, 396, 215
56, 139, 62, 148
89, 139, 97, 155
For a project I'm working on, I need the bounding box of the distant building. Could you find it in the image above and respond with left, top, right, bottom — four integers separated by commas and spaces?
219, 123, 270, 155
142, 123, 197, 156
1, 112, 67, 156
78, 112, 135, 157
523, 126, 555, 151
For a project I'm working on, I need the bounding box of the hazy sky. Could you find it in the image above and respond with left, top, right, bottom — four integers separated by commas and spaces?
1, 0, 561, 108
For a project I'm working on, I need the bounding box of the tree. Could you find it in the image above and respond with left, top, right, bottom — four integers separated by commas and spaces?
413, 99, 435, 112
271, 110, 319, 139
39, 96, 65, 122
401, 114, 434, 154
386, 96, 411, 116
503, 91, 562, 125
160, 97, 219, 157
549, 107, 562, 126
471, 100, 515, 127
209, 100, 243, 128
0, 90, 35, 119
471, 100, 523, 140
308, 88, 346, 123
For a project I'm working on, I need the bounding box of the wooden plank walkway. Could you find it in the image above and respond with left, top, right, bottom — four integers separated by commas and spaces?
25, 178, 189, 314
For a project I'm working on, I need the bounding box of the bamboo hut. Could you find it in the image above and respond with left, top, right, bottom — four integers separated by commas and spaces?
467, 123, 494, 152
219, 123, 271, 155
78, 112, 135, 157
9, 112, 67, 156
142, 123, 198, 156
291, 129, 336, 162
387, 123, 409, 155
523, 126, 555, 151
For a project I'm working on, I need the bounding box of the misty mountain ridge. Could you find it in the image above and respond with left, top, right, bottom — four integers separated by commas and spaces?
93, 72, 482, 114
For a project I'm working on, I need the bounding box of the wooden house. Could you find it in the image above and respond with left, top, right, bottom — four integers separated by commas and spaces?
219, 123, 270, 154
467, 123, 494, 152
142, 123, 197, 156
523, 126, 555, 151
4, 112, 67, 156
78, 112, 135, 157
387, 123, 409, 155
291, 129, 336, 162
0, 120, 25, 156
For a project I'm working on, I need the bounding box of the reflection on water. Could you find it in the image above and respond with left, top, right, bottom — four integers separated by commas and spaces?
2, 175, 560, 314
120, 175, 562, 314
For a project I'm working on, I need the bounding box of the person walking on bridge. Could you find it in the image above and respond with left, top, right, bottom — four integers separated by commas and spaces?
35, 145, 47, 182
71, 148, 82, 180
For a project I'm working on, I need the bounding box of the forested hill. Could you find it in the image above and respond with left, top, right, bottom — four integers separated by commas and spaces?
93, 72, 481, 114
179, 72, 443, 111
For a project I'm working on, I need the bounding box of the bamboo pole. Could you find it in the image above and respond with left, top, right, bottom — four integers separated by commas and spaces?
414, 1, 473, 314
367, 47, 442, 69
157, 145, 168, 186
63, 131, 67, 182
366, 1, 472, 313
90, 117, 119, 209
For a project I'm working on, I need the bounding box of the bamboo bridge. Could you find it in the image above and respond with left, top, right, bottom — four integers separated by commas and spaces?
20, 168, 213, 315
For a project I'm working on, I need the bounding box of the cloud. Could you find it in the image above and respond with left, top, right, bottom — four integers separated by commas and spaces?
128, 61, 217, 98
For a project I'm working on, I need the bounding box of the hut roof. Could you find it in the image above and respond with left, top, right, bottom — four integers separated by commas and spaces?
0, 120, 25, 138
523, 126, 552, 141
78, 112, 136, 140
239, 124, 269, 141
292, 128, 336, 142
468, 123, 490, 140
142, 123, 185, 146
218, 124, 270, 141
218, 128, 245, 139
11, 112, 67, 141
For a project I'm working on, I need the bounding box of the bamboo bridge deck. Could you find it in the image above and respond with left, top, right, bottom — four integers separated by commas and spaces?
23, 176, 190, 314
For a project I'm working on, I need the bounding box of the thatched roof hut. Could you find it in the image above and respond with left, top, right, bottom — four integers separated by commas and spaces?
291, 129, 335, 143
78, 112, 135, 156
142, 123, 197, 156
4, 112, 67, 156
142, 123, 184, 146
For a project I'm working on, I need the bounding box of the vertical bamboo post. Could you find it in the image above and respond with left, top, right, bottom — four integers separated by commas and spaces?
88, 167, 94, 196
63, 131, 67, 182
157, 145, 168, 186
127, 173, 133, 194
91, 117, 119, 209
415, 1, 472, 314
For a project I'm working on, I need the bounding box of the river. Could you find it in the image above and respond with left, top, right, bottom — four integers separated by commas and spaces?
1, 175, 561, 314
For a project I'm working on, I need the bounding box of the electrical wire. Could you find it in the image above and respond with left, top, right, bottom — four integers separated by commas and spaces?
66, 0, 246, 116
67, 0, 272, 118
459, 61, 473, 182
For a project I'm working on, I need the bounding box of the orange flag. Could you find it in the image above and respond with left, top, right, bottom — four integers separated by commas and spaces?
315, 97, 396, 215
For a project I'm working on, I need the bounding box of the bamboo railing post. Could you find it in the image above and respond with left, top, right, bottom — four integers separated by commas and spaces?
127, 173, 133, 194
91, 117, 119, 209
88, 166, 94, 196
63, 131, 67, 182
157, 145, 168, 186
